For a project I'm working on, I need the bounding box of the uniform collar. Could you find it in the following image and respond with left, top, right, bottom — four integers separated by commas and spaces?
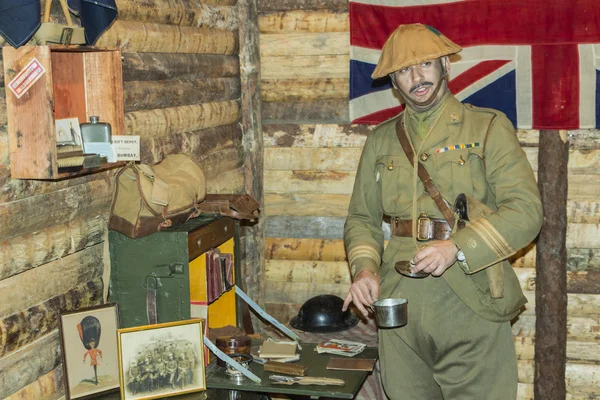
410, 94, 463, 152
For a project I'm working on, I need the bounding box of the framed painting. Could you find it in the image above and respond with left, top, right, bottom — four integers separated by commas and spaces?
117, 319, 206, 400
59, 303, 120, 399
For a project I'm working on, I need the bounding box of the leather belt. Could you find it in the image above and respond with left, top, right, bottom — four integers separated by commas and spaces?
385, 213, 452, 241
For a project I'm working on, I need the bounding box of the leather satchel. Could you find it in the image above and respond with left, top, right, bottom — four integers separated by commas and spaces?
109, 154, 207, 238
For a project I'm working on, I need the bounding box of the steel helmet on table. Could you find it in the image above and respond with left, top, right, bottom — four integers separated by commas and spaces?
290, 294, 359, 333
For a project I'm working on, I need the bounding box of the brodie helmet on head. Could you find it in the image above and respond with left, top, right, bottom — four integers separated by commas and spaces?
371, 23, 462, 79
290, 294, 359, 333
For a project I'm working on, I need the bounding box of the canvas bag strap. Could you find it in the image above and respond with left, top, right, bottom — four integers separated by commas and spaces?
136, 164, 170, 207
395, 119, 456, 228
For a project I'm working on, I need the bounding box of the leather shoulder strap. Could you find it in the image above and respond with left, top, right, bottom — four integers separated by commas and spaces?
395, 119, 456, 228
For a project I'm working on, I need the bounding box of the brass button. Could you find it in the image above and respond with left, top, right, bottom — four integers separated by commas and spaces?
387, 162, 394, 171
420, 153, 429, 162
458, 155, 465, 166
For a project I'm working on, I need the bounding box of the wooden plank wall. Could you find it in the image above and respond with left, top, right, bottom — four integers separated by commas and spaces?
0, 0, 242, 398
257, 1, 600, 398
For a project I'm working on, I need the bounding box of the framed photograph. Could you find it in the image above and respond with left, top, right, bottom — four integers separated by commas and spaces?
55, 117, 82, 146
59, 303, 120, 399
117, 319, 206, 400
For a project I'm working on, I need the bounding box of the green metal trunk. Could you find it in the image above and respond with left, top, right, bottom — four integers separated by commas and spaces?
109, 215, 235, 328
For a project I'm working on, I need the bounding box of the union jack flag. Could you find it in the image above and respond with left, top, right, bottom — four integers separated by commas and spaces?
350, 0, 600, 129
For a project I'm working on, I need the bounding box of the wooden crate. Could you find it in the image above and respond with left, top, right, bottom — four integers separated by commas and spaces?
2, 45, 125, 179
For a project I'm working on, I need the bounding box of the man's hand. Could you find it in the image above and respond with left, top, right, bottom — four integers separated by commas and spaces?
410, 240, 458, 276
342, 269, 379, 317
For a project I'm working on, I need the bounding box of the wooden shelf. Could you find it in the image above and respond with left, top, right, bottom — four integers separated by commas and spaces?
2, 45, 125, 180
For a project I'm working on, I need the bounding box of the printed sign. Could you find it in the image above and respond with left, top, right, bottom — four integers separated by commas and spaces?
8, 58, 46, 99
111, 135, 140, 161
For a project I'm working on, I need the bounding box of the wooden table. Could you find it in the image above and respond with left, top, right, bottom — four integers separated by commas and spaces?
204, 343, 378, 399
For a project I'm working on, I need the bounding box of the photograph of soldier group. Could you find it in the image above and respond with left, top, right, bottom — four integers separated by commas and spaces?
125, 338, 200, 396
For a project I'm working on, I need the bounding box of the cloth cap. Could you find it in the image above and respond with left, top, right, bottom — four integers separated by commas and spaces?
371, 24, 462, 79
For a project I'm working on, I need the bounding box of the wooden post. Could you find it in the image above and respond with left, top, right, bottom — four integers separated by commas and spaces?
534, 129, 568, 399
238, 0, 263, 332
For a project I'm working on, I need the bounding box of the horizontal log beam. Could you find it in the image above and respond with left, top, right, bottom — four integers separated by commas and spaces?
264, 280, 349, 303
519, 360, 600, 389
0, 279, 103, 357
263, 124, 372, 147
258, 0, 349, 12
206, 166, 245, 194
260, 32, 349, 56
261, 55, 349, 79
125, 100, 241, 138
0, 215, 106, 281
266, 238, 352, 261
196, 145, 244, 180
265, 147, 361, 171
0, 332, 61, 399
265, 170, 355, 194
266, 259, 351, 284
264, 193, 350, 217
96, 20, 237, 54
124, 77, 241, 112
117, 0, 238, 30
0, 168, 116, 204
265, 215, 345, 238
123, 53, 240, 82
204, 0, 237, 5
259, 10, 348, 33
5, 367, 64, 400
513, 315, 599, 342
567, 270, 600, 294
140, 123, 242, 165
0, 244, 104, 317
0, 179, 113, 241
261, 78, 348, 102
262, 100, 349, 124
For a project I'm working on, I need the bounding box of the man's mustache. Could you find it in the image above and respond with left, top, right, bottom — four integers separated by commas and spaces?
409, 82, 434, 94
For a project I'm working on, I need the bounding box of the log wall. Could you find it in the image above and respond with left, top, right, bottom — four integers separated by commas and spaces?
258, 2, 600, 398
0, 0, 243, 397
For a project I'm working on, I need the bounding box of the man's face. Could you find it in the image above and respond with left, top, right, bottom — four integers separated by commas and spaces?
390, 57, 450, 112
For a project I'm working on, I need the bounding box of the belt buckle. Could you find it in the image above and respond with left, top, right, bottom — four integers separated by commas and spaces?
416, 213, 431, 241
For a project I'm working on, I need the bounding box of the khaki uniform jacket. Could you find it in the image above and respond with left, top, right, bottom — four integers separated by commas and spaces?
344, 95, 543, 322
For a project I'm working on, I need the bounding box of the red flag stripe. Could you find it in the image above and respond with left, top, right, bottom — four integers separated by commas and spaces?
350, 0, 600, 49
532, 44, 579, 129
448, 60, 512, 94
353, 104, 405, 124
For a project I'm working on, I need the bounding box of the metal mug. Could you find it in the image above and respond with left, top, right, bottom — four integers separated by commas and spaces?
372, 298, 408, 328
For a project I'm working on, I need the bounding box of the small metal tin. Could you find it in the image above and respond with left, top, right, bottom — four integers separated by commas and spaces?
225, 353, 253, 383
216, 335, 251, 367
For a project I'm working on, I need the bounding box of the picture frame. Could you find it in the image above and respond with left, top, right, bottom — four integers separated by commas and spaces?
59, 303, 120, 399
55, 117, 82, 146
117, 319, 206, 400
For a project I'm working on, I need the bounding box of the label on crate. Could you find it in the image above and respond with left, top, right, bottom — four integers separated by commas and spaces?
112, 135, 140, 161
8, 58, 46, 99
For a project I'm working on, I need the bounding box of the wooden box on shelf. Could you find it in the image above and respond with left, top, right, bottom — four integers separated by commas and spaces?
2, 45, 125, 180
